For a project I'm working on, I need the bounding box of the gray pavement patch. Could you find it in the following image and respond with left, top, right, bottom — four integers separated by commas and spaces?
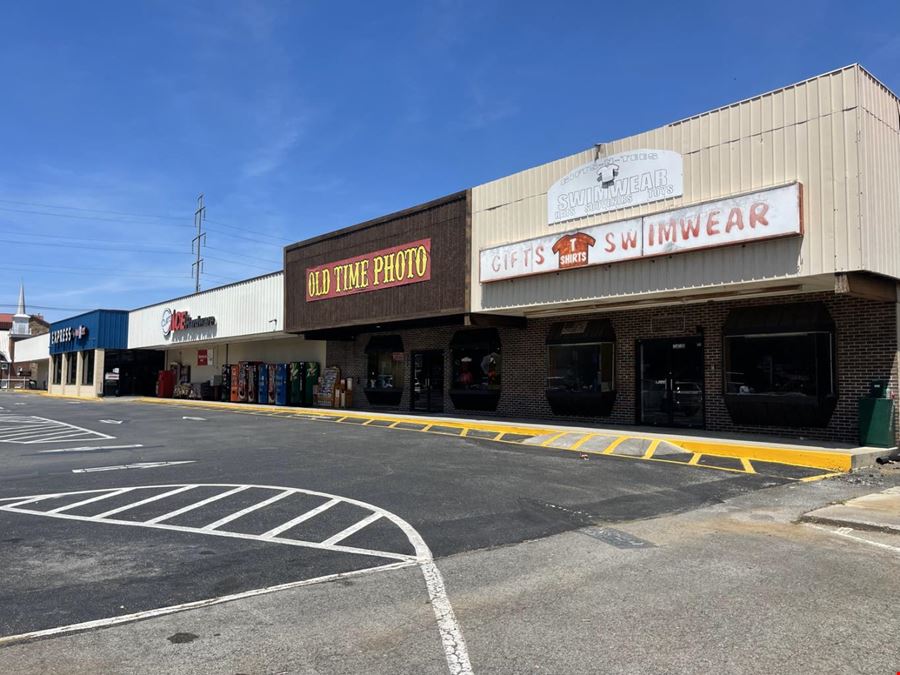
697, 455, 745, 471
579, 526, 656, 549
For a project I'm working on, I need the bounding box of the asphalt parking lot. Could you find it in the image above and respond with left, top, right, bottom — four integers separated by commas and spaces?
1, 394, 897, 674
0, 395, 786, 636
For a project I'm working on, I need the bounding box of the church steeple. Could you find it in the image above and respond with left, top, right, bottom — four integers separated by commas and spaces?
11, 282, 30, 336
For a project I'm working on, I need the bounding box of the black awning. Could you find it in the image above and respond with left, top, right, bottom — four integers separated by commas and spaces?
723, 302, 835, 336
546, 319, 615, 345
364, 334, 404, 353
450, 328, 500, 352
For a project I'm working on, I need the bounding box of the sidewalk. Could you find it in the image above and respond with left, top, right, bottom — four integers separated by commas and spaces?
127, 396, 898, 474
802, 486, 900, 534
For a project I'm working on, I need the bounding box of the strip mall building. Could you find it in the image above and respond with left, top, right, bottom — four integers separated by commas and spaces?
284, 64, 900, 445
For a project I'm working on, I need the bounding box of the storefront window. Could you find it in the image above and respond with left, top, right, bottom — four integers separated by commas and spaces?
367, 351, 403, 390
725, 333, 833, 397
449, 329, 501, 411
545, 320, 617, 417
723, 302, 837, 427
364, 335, 404, 406
81, 350, 95, 386
66, 353, 77, 385
547, 343, 614, 393
52, 354, 62, 385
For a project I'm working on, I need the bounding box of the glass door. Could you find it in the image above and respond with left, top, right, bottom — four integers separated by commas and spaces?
639, 337, 704, 427
411, 350, 444, 412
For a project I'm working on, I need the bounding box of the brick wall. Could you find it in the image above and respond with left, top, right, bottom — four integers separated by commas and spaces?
322, 291, 898, 444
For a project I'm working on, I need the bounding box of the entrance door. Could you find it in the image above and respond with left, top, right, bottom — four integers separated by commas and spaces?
411, 350, 444, 413
638, 337, 704, 428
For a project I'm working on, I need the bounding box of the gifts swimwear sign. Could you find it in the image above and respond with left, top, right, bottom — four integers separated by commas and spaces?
480, 183, 802, 282
306, 238, 431, 301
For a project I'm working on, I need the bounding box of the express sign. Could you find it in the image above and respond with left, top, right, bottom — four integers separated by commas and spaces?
481, 183, 802, 282
50, 325, 89, 345
306, 238, 431, 302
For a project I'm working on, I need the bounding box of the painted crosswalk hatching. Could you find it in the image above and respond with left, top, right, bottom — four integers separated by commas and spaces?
0, 415, 115, 444
0, 484, 474, 674
0, 484, 417, 561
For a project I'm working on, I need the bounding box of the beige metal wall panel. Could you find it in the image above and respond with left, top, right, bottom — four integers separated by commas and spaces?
858, 67, 900, 278
471, 65, 876, 312
128, 272, 287, 349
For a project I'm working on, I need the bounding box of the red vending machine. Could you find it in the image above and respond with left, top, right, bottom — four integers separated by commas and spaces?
156, 370, 175, 398
238, 362, 248, 402
230, 364, 240, 402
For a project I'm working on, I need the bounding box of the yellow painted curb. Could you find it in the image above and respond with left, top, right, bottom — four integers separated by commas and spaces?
134, 397, 853, 473
136, 397, 554, 438
669, 439, 853, 473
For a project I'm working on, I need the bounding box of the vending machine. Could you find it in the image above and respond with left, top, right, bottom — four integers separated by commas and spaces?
268, 364, 276, 403
289, 362, 304, 406
258, 364, 269, 404
247, 363, 258, 403
275, 364, 289, 406
305, 361, 320, 405
221, 365, 231, 402
237, 363, 247, 402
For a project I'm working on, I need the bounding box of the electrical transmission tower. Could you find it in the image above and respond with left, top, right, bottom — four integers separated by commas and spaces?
192, 194, 206, 292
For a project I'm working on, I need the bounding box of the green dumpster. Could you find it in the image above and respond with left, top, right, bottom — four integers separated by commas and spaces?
858, 395, 895, 448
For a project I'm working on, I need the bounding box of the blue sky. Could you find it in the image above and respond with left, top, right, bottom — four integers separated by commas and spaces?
1, 0, 898, 322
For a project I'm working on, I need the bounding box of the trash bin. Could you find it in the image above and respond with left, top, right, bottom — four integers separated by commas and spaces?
859, 380, 895, 447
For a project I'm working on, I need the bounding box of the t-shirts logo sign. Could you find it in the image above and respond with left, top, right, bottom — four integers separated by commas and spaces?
551, 233, 596, 269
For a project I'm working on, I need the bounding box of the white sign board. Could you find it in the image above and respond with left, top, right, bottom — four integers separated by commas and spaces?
547, 149, 683, 226
481, 183, 802, 283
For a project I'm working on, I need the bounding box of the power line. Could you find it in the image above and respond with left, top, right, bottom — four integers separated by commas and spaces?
0, 197, 186, 221
0, 203, 289, 248
0, 235, 280, 269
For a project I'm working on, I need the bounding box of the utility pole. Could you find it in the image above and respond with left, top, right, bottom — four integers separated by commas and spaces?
192, 194, 206, 293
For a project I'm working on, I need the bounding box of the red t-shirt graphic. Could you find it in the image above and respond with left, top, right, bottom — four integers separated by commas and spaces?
552, 232, 596, 269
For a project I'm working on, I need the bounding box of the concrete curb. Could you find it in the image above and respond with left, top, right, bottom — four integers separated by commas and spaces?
129, 396, 876, 473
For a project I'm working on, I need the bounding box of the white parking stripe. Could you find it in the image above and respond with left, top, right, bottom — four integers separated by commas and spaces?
0, 561, 417, 648
322, 512, 383, 546
146, 485, 251, 524
47, 488, 134, 514
260, 498, 341, 538
202, 489, 294, 531
92, 486, 197, 519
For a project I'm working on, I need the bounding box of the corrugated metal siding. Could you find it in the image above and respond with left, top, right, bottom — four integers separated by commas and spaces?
858, 68, 900, 278
49, 310, 128, 354
13, 333, 49, 361
472, 66, 871, 312
128, 273, 284, 349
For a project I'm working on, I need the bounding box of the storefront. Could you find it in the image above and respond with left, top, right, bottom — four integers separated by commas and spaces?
466, 64, 900, 444
285, 191, 517, 413
47, 310, 144, 398
128, 272, 325, 402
